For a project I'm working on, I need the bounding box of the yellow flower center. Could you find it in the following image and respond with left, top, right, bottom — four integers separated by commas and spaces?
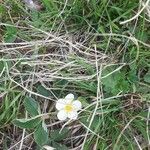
64, 104, 73, 112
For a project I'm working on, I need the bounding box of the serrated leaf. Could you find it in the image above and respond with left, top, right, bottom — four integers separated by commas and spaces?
50, 128, 69, 142
102, 67, 130, 95
24, 97, 40, 116
34, 121, 49, 146
13, 118, 41, 129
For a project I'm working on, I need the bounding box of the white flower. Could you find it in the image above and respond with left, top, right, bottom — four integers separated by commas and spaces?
56, 93, 82, 121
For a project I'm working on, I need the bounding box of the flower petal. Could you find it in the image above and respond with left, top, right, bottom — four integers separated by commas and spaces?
67, 111, 78, 120
56, 99, 65, 110
57, 110, 67, 121
72, 100, 82, 111
65, 93, 74, 101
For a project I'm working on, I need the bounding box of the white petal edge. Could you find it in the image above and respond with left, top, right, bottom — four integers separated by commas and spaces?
72, 100, 82, 111
65, 93, 74, 102
57, 110, 67, 121
55, 99, 65, 110
43, 145, 55, 150
67, 111, 78, 120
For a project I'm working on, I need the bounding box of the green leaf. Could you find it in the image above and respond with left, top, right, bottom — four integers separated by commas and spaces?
13, 118, 41, 129
24, 97, 40, 116
4, 25, 17, 43
50, 128, 69, 142
42, 0, 58, 11
102, 67, 130, 95
144, 70, 150, 83
37, 85, 51, 97
34, 121, 49, 146
0, 5, 5, 14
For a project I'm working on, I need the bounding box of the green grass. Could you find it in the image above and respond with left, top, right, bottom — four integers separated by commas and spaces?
0, 0, 150, 149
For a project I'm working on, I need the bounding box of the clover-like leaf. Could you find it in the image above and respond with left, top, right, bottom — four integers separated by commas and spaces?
13, 118, 41, 129
34, 121, 49, 146
24, 97, 40, 116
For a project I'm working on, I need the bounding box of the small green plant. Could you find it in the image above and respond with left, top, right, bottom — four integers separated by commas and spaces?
13, 97, 48, 147
13, 95, 80, 149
